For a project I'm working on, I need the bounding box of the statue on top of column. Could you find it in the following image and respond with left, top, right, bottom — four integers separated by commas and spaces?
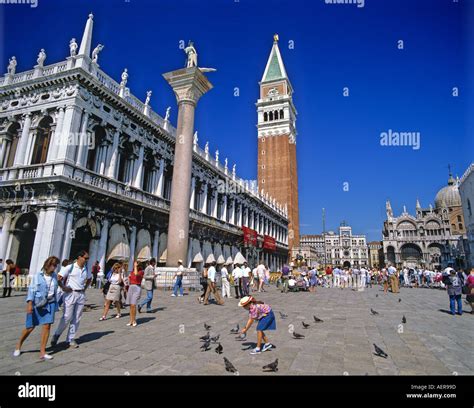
165, 106, 171, 121
204, 141, 209, 156
184, 41, 197, 68
215, 149, 219, 162
232, 164, 236, 178
120, 68, 128, 87
69, 38, 78, 57
145, 90, 152, 105
92, 44, 104, 63
37, 49, 46, 67
193, 131, 198, 145
7, 56, 17, 75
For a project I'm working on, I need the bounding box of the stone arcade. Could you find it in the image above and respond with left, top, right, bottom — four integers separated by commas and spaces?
0, 14, 289, 275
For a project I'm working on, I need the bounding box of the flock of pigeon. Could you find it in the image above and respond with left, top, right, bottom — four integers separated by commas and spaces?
202, 294, 405, 373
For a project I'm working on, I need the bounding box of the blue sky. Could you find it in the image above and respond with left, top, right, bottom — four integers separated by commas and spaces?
1, 0, 472, 240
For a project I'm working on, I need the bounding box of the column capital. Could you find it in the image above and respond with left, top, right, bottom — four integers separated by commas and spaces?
162, 67, 213, 106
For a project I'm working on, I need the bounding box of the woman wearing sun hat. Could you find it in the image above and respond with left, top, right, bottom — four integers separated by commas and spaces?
239, 296, 275, 355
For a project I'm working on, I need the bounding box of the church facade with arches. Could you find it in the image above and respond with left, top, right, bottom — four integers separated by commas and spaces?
382, 174, 468, 270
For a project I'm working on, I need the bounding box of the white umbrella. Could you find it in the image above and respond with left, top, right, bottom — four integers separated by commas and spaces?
225, 256, 234, 266
233, 252, 246, 265
216, 255, 226, 265
206, 253, 216, 264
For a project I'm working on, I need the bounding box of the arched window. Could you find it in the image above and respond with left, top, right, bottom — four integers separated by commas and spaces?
274, 110, 279, 120
2, 122, 20, 168
263, 112, 268, 122
31, 116, 53, 165
269, 111, 273, 121
280, 109, 284, 119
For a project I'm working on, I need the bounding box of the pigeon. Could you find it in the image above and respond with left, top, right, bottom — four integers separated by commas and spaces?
279, 312, 288, 319
370, 308, 379, 315
210, 335, 220, 343
302, 321, 310, 329
235, 333, 246, 341
215, 343, 223, 354
292, 332, 305, 339
241, 344, 252, 350
204, 323, 212, 331
200, 340, 211, 351
376, 294, 379, 298
313, 316, 323, 323
230, 324, 239, 334
224, 357, 238, 373
402, 315, 406, 324
373, 343, 388, 358
262, 359, 279, 372
200, 332, 210, 341
398, 298, 402, 303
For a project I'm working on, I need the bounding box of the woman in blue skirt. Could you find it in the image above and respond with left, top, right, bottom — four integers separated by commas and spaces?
239, 296, 276, 355
13, 256, 60, 360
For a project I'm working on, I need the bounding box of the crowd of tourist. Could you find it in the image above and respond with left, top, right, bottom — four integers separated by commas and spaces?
2, 251, 473, 360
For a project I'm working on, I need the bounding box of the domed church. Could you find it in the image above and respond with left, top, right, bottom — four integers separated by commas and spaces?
382, 172, 468, 271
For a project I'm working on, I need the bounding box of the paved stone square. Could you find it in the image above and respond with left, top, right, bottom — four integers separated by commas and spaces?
0, 285, 472, 376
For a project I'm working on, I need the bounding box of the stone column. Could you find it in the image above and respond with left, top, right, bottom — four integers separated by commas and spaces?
97, 219, 109, 274
133, 145, 145, 189
0, 138, 7, 168
56, 105, 83, 163
200, 183, 208, 214
190, 177, 196, 209
47, 107, 65, 162
152, 230, 160, 259
212, 190, 218, 218
128, 226, 137, 272
29, 209, 47, 275
75, 110, 90, 167
0, 211, 12, 261
107, 130, 120, 178
163, 66, 213, 267
155, 159, 165, 196
222, 195, 227, 222
61, 212, 74, 261
13, 113, 32, 166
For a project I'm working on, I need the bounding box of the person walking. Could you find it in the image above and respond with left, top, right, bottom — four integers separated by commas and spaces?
382, 268, 389, 293
99, 263, 123, 320
51, 250, 91, 348
14, 256, 60, 360
221, 262, 231, 299
465, 268, 474, 314
281, 264, 290, 293
126, 261, 144, 327
138, 258, 157, 312
96, 265, 104, 290
91, 261, 100, 288
388, 264, 399, 293
198, 265, 209, 303
232, 263, 242, 299
2, 259, 15, 297
171, 259, 185, 297
241, 262, 251, 296
239, 296, 275, 355
203, 261, 224, 305
359, 267, 367, 291
442, 268, 464, 316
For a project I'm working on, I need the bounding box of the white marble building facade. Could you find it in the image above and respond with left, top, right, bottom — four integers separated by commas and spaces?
459, 163, 474, 269
0, 14, 289, 275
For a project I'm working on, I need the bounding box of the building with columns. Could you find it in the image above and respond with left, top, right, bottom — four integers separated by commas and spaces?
382, 173, 468, 270
257, 35, 300, 255
458, 163, 474, 269
0, 14, 289, 275
300, 223, 368, 268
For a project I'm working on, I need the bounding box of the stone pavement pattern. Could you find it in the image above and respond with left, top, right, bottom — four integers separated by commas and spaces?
0, 285, 472, 375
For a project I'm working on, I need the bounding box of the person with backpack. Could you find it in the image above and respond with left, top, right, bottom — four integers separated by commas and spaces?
442, 267, 464, 316
2, 259, 15, 297
50, 250, 92, 349
13, 256, 60, 360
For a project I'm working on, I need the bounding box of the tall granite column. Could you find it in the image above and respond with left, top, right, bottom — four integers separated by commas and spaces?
163, 67, 213, 267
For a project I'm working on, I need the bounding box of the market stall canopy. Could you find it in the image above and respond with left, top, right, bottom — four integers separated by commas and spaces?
107, 224, 130, 261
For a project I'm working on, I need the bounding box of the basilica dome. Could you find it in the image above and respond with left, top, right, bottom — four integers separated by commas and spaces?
434, 175, 461, 209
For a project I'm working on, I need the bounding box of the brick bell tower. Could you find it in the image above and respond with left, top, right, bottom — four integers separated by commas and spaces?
257, 34, 300, 253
